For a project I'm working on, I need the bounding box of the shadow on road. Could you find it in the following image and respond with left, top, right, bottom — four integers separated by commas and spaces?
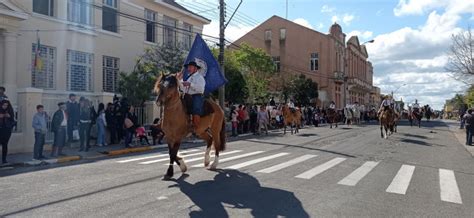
403, 133, 428, 139
170, 170, 309, 218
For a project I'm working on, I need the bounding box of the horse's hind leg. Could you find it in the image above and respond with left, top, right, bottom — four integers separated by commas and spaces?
199, 132, 213, 167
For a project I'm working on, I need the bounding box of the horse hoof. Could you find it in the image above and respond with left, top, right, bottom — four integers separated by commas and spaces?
164, 167, 174, 179
178, 159, 187, 173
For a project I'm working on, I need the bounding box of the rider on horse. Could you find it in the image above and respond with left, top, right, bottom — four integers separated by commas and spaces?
412, 99, 421, 115
178, 61, 206, 133
329, 101, 336, 111
378, 95, 394, 117
288, 99, 296, 113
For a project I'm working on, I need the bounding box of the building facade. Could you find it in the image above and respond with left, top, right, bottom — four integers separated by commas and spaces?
0, 0, 209, 153
233, 15, 377, 109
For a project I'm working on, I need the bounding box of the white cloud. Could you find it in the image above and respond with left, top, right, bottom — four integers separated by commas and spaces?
376, 9, 384, 16
393, 0, 474, 16
331, 15, 339, 23
317, 22, 325, 31
369, 0, 472, 109
203, 20, 255, 42
347, 30, 373, 41
321, 5, 335, 13
293, 18, 313, 29
342, 14, 355, 25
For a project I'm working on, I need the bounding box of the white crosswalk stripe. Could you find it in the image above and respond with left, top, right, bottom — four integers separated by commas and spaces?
257, 154, 317, 173
226, 153, 290, 169
139, 151, 206, 165
386, 165, 415, 195
165, 150, 243, 165
191, 151, 265, 168
295, 157, 346, 179
439, 169, 462, 204
338, 161, 379, 186
117, 149, 199, 163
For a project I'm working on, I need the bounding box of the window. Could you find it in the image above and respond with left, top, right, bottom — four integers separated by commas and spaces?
68, 0, 93, 26
183, 23, 193, 49
67, 50, 94, 91
265, 30, 272, 41
33, 0, 54, 17
280, 28, 286, 40
31, 44, 56, 89
310, 52, 319, 71
102, 0, 118, 32
103, 56, 119, 92
145, 9, 156, 43
163, 16, 177, 46
272, 56, 280, 72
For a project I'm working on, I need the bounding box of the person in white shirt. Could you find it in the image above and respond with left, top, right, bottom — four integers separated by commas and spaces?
412, 100, 420, 111
329, 101, 336, 110
378, 95, 393, 116
178, 61, 206, 133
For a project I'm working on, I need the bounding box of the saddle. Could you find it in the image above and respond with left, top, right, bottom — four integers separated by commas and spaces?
182, 94, 214, 117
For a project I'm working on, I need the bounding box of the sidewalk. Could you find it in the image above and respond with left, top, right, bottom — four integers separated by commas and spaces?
0, 126, 283, 170
445, 119, 474, 157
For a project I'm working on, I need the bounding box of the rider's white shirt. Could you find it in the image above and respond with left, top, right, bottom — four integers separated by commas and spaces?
412, 103, 420, 109
180, 72, 205, 95
329, 104, 336, 109
288, 102, 295, 108
381, 99, 392, 107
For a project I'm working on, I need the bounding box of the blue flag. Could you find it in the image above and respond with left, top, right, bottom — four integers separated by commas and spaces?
183, 34, 227, 95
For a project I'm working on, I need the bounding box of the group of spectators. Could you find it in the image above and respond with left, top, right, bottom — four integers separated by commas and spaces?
0, 89, 166, 164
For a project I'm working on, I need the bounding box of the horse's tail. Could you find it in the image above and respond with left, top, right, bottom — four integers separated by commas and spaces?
219, 119, 226, 151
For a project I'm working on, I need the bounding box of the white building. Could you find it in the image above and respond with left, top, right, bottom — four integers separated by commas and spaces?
0, 0, 209, 153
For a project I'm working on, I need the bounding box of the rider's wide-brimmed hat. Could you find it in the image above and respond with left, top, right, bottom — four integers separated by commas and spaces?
184, 61, 201, 69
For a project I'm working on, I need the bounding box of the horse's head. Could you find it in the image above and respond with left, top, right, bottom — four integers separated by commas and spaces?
154, 73, 179, 106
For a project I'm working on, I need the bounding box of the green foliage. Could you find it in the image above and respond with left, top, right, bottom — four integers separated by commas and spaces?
280, 74, 319, 106
117, 44, 186, 106
212, 43, 275, 104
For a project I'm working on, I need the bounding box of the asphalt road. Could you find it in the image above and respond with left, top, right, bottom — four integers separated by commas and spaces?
1, 120, 473, 217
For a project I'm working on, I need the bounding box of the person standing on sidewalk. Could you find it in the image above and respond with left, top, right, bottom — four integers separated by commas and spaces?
32, 105, 48, 160
0, 87, 8, 101
230, 106, 239, 137
0, 100, 15, 165
105, 103, 116, 144
257, 105, 269, 135
51, 102, 68, 157
66, 93, 80, 143
96, 103, 107, 147
124, 105, 137, 148
463, 109, 473, 146
78, 98, 93, 152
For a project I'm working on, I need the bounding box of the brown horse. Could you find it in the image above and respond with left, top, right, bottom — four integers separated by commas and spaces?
327, 109, 340, 128
154, 74, 226, 179
281, 105, 301, 134
380, 109, 394, 138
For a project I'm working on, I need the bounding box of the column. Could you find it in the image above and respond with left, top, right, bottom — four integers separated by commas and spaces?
2, 31, 18, 105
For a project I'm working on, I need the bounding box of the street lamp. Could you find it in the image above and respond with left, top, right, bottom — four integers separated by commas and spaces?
362, 39, 375, 44
391, 83, 407, 98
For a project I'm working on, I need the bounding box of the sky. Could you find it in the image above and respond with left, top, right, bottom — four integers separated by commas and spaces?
176, 0, 474, 110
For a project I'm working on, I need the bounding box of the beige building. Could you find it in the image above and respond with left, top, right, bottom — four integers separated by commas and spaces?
233, 15, 377, 109
0, 0, 209, 153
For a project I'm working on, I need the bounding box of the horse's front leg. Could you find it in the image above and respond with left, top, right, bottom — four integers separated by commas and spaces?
173, 143, 187, 173
210, 150, 219, 170
164, 144, 175, 179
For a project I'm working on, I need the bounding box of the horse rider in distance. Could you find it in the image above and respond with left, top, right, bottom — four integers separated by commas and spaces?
378, 95, 394, 118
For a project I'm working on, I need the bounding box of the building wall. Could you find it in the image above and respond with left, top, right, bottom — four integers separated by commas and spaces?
1, 0, 208, 153
233, 16, 342, 108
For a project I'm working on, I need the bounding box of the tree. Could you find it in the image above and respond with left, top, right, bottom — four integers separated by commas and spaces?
233, 44, 275, 104
117, 44, 186, 106
446, 26, 474, 84
280, 74, 319, 106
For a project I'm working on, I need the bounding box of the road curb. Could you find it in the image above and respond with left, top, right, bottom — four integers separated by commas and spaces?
102, 145, 162, 156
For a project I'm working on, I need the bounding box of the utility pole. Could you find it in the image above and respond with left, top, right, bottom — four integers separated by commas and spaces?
218, 0, 226, 108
